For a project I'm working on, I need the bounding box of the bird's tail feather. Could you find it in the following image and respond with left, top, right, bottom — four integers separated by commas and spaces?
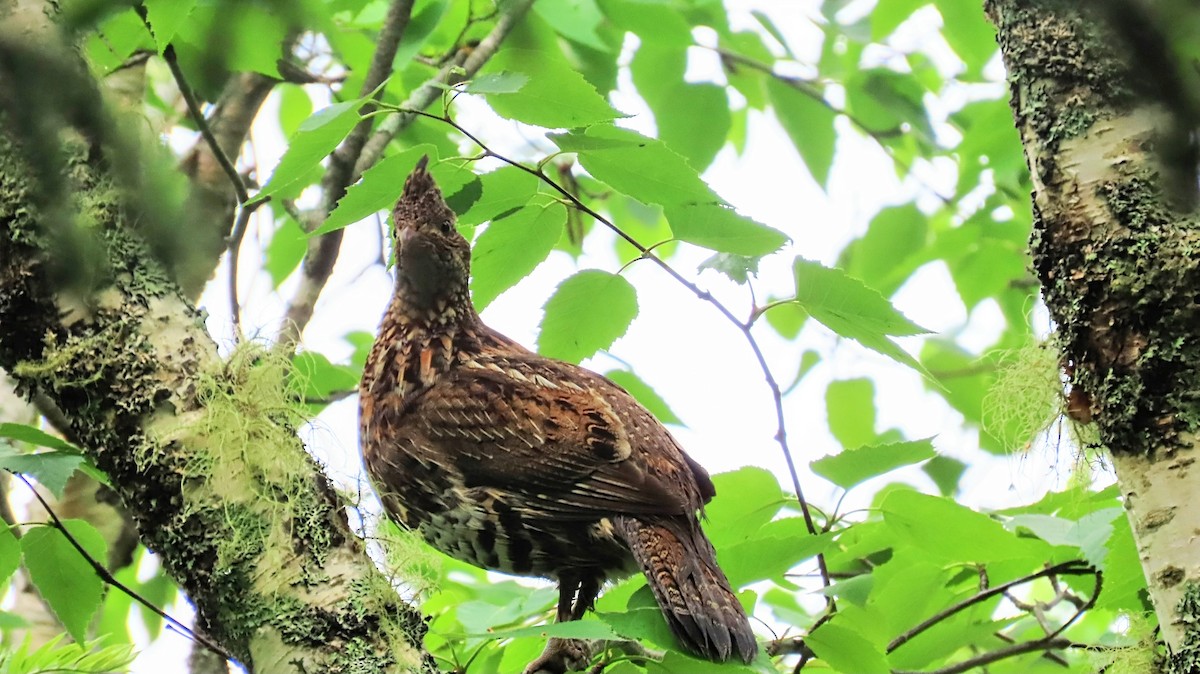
614, 516, 757, 663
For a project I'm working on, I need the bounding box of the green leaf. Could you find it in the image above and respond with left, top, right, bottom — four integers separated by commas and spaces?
254, 99, 363, 203
792, 258, 931, 374
471, 201, 565, 311
807, 620, 890, 674
1007, 508, 1123, 570
882, 491, 1051, 563
935, 0, 999, 75
697, 253, 759, 285
533, 0, 611, 51
538, 271, 638, 363
845, 68, 933, 140
838, 204, 929, 297
664, 203, 788, 257
482, 48, 621, 128
704, 467, 785, 548
0, 446, 85, 498
458, 166, 542, 226
550, 125, 718, 207
922, 455, 966, 496
824, 378, 878, 450
312, 145, 437, 236
767, 78, 837, 187
0, 423, 78, 452
21, 521, 107, 644
598, 0, 693, 47
631, 44, 730, 170
143, 0, 197, 52
598, 606, 677, 650
293, 352, 360, 400
264, 215, 307, 288
0, 524, 18, 589
277, 84, 314, 138
812, 438, 936, 490
602, 370, 682, 425
465, 72, 529, 94
871, 0, 929, 40
721, 522, 835, 586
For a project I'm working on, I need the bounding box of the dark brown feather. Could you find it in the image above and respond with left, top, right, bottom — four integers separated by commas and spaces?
360, 157, 757, 667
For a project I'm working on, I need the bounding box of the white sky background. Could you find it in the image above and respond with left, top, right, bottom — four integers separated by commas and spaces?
126, 0, 1109, 670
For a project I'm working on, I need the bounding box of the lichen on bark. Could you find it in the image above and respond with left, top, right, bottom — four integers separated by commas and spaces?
0, 41, 434, 674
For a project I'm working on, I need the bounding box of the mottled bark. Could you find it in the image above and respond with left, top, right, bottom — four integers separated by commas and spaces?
0, 22, 434, 674
988, 0, 1200, 669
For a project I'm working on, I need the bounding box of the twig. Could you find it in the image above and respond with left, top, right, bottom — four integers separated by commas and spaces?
385, 108, 834, 595
227, 198, 270, 339
13, 474, 239, 665
159, 43, 248, 206
887, 560, 1096, 653
892, 638, 1076, 674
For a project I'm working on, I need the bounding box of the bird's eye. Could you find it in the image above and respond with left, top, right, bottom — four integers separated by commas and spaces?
437, 219, 454, 234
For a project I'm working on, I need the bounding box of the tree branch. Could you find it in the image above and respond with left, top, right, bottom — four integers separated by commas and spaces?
0, 29, 436, 672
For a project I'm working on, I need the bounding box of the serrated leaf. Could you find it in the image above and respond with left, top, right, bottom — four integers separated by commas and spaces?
664, 203, 788, 257
143, 0, 197, 52
0, 445, 85, 498
550, 124, 718, 207
0, 423, 78, 452
721, 522, 835, 586
482, 48, 621, 128
311, 145, 437, 236
602, 370, 681, 425
768, 78, 837, 187
471, 201, 565, 311
458, 166, 541, 227
698, 252, 759, 285
254, 99, 363, 203
465, 71, 528, 94
812, 439, 936, 490
22, 521, 107, 644
882, 491, 1051, 563
792, 257, 931, 375
807, 621, 890, 674
1007, 508, 1122, 570
538, 271, 637, 363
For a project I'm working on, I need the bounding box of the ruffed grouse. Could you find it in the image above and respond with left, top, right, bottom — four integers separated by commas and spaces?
359, 157, 757, 672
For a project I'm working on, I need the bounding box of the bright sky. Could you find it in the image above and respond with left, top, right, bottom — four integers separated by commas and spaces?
127, 1, 1096, 670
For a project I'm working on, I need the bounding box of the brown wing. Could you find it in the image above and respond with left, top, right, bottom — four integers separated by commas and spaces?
401, 354, 710, 521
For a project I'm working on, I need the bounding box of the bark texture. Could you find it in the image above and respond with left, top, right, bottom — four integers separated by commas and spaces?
0, 19, 434, 674
988, 0, 1200, 668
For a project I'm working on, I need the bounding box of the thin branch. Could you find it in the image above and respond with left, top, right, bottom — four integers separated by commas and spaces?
887, 560, 1096, 654
892, 638, 1076, 674
227, 198, 270, 340
385, 107, 834, 595
159, 43, 248, 206
14, 474, 238, 665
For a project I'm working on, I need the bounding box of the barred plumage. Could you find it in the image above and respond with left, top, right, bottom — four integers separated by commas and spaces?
359, 157, 756, 672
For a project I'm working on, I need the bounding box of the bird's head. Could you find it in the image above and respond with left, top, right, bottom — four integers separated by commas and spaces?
391, 155, 471, 312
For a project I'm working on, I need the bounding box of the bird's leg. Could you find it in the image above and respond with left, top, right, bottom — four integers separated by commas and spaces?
571, 575, 601, 620
523, 575, 593, 674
